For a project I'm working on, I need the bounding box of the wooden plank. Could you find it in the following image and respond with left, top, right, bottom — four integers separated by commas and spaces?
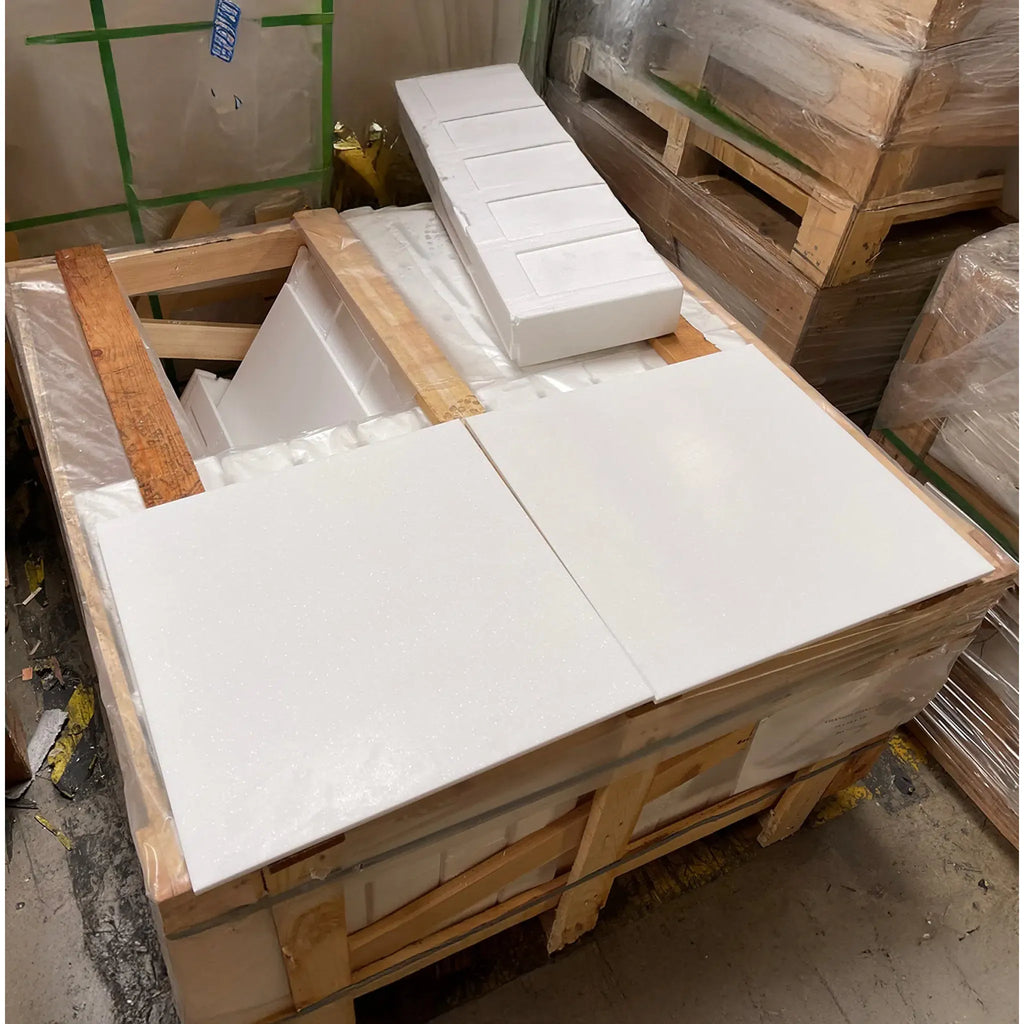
55, 245, 204, 508
757, 757, 844, 845
271, 879, 356, 1020
546, 765, 656, 952
623, 779, 781, 872
140, 319, 259, 361
645, 723, 757, 803
109, 222, 301, 297
350, 876, 566, 997
294, 209, 484, 425
650, 315, 720, 365
350, 803, 590, 969
864, 176, 1006, 213
6, 697, 31, 783
695, 129, 811, 216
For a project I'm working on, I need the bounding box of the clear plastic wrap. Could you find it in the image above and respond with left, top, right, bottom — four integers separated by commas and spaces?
875, 224, 1019, 518
549, 0, 1018, 201
6, 1, 328, 257
5, 208, 1009, 935
913, 588, 1019, 845
544, 77, 1003, 420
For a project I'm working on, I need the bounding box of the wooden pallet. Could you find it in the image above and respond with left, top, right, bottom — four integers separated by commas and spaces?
564, 38, 1006, 288
6, 215, 1015, 1024
546, 76, 1003, 421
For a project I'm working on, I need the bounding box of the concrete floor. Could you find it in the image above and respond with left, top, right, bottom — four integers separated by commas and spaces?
5, 408, 1019, 1024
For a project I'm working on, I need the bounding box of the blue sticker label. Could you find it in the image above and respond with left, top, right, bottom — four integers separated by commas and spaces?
210, 0, 241, 63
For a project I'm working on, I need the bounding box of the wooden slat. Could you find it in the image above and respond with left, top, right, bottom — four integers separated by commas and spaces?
6, 697, 31, 783
546, 765, 656, 952
350, 876, 566, 997
140, 319, 259, 361
651, 315, 721, 365
294, 209, 485, 424
623, 779, 782, 872
109, 222, 301, 297
271, 880, 355, 1020
646, 723, 757, 804
757, 757, 844, 845
55, 245, 203, 508
350, 803, 590, 970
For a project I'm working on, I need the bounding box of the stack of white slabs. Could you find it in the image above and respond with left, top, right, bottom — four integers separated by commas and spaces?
396, 64, 683, 366
466, 346, 993, 700
96, 347, 993, 893
96, 421, 651, 893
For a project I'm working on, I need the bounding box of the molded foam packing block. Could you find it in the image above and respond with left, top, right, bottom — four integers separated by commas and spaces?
181, 247, 415, 456
467, 346, 995, 702
395, 64, 683, 366
94, 420, 652, 892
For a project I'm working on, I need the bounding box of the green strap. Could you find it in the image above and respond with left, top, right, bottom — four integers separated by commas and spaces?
880, 429, 1018, 559
4, 202, 130, 232
136, 170, 325, 209
320, 0, 335, 204
646, 71, 808, 173
89, 0, 145, 244
27, 14, 333, 45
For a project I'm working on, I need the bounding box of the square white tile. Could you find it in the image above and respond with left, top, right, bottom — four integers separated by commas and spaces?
466, 346, 994, 701
96, 421, 651, 892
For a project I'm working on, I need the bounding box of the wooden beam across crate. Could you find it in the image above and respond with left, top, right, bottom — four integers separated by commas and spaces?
7, 213, 1014, 1024
566, 38, 1006, 288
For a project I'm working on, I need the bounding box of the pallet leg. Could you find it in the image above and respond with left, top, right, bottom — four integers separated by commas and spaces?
757, 758, 844, 846
271, 880, 357, 1023
790, 200, 860, 287
546, 765, 656, 953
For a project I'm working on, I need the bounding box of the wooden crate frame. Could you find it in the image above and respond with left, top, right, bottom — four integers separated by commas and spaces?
564, 38, 1006, 288
6, 212, 1015, 1023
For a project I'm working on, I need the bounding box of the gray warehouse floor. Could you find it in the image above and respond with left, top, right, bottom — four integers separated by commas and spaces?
5, 413, 1019, 1024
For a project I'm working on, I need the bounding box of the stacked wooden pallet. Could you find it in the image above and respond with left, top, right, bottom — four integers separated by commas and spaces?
873, 224, 1018, 844
547, 0, 1015, 421
7, 216, 1015, 1023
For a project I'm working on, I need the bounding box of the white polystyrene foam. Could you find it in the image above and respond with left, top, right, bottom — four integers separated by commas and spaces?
395, 65, 683, 365
467, 346, 995, 701
94, 420, 652, 892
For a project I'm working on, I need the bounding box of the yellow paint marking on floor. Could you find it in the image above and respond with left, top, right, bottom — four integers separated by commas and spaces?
812, 783, 874, 826
34, 815, 73, 850
888, 730, 926, 771
47, 684, 95, 784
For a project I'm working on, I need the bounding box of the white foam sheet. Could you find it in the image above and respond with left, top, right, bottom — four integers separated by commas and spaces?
206, 248, 414, 452
395, 65, 682, 365
95, 421, 651, 892
466, 346, 995, 701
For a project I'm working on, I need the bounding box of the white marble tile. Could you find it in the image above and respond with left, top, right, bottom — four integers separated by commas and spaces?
95, 421, 650, 892
467, 346, 994, 701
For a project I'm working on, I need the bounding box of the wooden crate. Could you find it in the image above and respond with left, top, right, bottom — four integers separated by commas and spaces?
634, 0, 1016, 205
871, 226, 1018, 552
6, 214, 1015, 1023
546, 77, 1004, 421
562, 38, 1007, 287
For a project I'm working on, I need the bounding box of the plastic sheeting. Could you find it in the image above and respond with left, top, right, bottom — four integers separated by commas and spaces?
549, 0, 1018, 200
875, 224, 1019, 518
6, 1, 329, 257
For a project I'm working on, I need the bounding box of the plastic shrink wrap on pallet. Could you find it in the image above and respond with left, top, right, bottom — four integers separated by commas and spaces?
874, 224, 1019, 845
548, 0, 1018, 200
543, 77, 1003, 423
